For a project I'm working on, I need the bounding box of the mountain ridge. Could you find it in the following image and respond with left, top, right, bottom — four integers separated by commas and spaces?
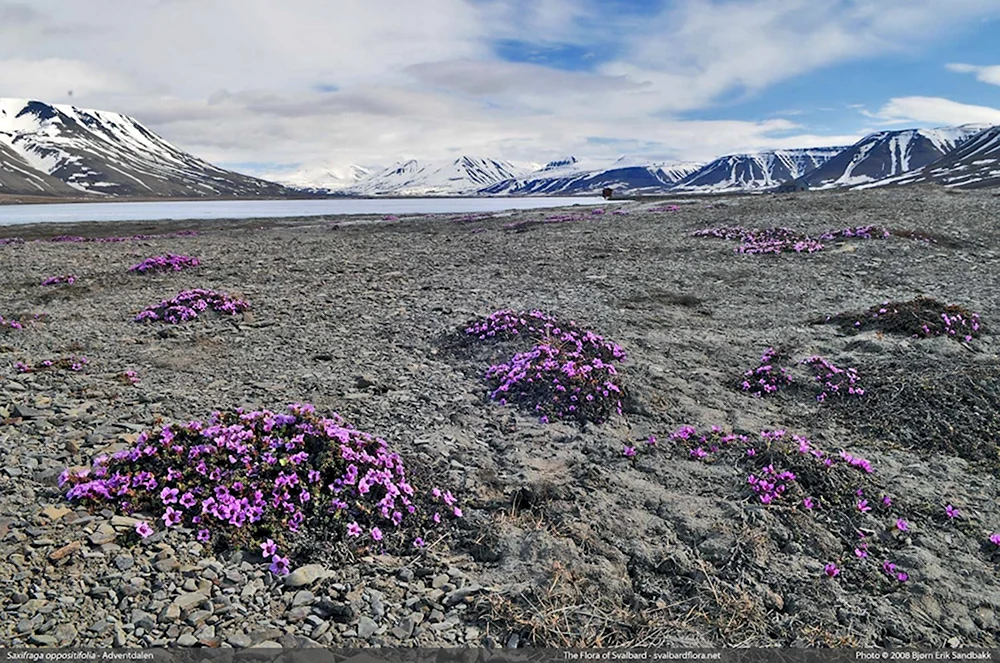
0, 98, 294, 199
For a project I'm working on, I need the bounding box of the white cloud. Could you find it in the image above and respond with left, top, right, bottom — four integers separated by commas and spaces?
873, 96, 1000, 126
947, 62, 1000, 87
0, 0, 998, 174
0, 58, 128, 100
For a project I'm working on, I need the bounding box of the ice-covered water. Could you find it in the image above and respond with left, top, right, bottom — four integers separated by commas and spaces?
0, 197, 612, 226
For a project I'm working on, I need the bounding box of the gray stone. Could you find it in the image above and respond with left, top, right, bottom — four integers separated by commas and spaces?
14, 404, 45, 419
227, 633, 253, 648
357, 616, 378, 639
444, 584, 483, 607
114, 555, 135, 571
431, 574, 450, 589
175, 634, 199, 647
284, 564, 329, 588
172, 591, 209, 611
291, 589, 315, 606
158, 604, 182, 623
310, 622, 330, 640
155, 558, 180, 572
286, 606, 311, 623
186, 610, 212, 626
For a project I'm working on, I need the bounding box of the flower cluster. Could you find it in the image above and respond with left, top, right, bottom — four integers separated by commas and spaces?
694, 225, 890, 255
825, 297, 983, 341
60, 404, 459, 573
135, 289, 249, 324
669, 424, 749, 461
802, 356, 864, 402
14, 355, 89, 373
466, 310, 627, 424
818, 225, 891, 241
881, 559, 909, 583
666, 425, 916, 585
0, 315, 23, 331
118, 370, 140, 385
748, 463, 798, 504
41, 274, 77, 286
129, 254, 201, 274
740, 347, 793, 397
0, 312, 46, 332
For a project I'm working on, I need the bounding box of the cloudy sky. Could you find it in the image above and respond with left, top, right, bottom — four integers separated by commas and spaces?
2, 0, 1000, 178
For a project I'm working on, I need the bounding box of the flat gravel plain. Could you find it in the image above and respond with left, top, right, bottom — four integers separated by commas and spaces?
2, 186, 1000, 648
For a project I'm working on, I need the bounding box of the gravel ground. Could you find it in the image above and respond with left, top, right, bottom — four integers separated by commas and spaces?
2, 186, 1000, 649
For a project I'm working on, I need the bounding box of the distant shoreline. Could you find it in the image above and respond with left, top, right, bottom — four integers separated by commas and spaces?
0, 191, 747, 207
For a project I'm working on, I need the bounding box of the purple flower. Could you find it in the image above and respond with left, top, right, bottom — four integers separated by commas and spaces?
197, 529, 211, 542
896, 519, 909, 532
824, 563, 840, 578
623, 446, 637, 458
261, 539, 277, 557
857, 499, 871, 513
178, 492, 197, 509
347, 522, 362, 537
371, 527, 383, 542
802, 497, 815, 510
413, 537, 425, 548
269, 555, 290, 576
135, 521, 154, 538
161, 507, 182, 527
945, 504, 960, 519
453, 507, 463, 518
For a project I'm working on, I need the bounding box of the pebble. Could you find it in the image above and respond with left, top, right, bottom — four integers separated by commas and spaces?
357, 616, 378, 639
227, 633, 253, 648
284, 563, 329, 587
175, 634, 199, 647
291, 589, 315, 606
49, 541, 81, 561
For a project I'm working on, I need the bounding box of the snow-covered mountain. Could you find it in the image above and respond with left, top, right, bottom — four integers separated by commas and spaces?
801, 125, 990, 189
0, 98, 291, 198
671, 147, 847, 192
0, 139, 80, 196
345, 157, 531, 196
267, 163, 374, 192
482, 156, 703, 195
864, 125, 1000, 190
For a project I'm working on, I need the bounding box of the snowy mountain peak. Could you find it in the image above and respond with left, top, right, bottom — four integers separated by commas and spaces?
672, 147, 847, 192
0, 97, 290, 198
345, 156, 530, 196
803, 124, 989, 189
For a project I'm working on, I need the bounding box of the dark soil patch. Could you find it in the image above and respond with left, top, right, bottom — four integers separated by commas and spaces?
831, 355, 1000, 471
817, 296, 984, 340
